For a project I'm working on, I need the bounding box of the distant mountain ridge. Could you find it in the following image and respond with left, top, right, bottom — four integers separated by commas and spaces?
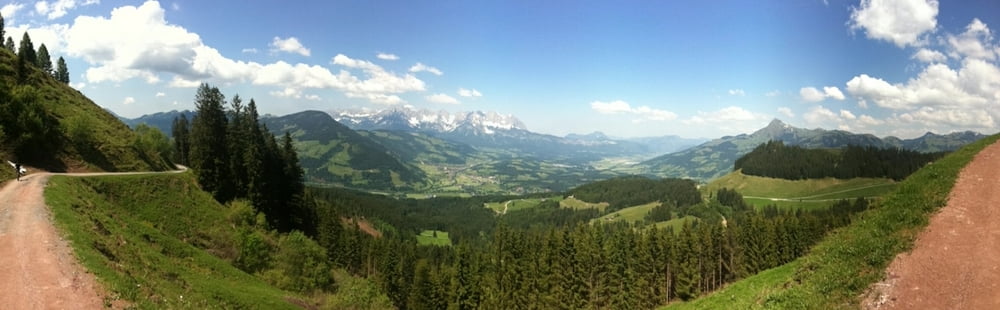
638, 119, 987, 181
331, 107, 699, 162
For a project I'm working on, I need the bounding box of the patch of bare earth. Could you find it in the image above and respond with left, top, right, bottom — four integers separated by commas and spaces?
0, 173, 108, 309
864, 140, 1000, 309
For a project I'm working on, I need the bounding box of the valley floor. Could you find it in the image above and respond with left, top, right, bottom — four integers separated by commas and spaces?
865, 140, 1000, 309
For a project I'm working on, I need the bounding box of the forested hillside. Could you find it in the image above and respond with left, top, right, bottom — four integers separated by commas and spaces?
734, 141, 945, 180
568, 176, 702, 211
262, 110, 427, 190
0, 33, 170, 175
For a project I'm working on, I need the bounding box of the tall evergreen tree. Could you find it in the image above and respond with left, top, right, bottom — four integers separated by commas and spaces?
36, 43, 52, 75
4, 36, 14, 52
171, 114, 190, 165
188, 83, 234, 202
1, 13, 5, 43
17, 32, 36, 64
55, 57, 70, 83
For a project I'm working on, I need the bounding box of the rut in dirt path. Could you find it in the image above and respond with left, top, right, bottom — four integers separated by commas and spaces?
0, 168, 186, 309
865, 141, 1000, 310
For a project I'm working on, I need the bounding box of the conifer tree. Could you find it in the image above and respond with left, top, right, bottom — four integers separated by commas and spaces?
1, 13, 5, 43
4, 36, 14, 52
17, 32, 36, 64
36, 44, 52, 75
171, 114, 190, 165
189, 83, 233, 202
55, 57, 70, 83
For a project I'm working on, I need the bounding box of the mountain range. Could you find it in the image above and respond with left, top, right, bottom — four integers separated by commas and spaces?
120, 109, 986, 193
637, 119, 987, 180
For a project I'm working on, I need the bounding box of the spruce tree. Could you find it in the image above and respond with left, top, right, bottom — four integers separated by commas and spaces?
36, 44, 52, 75
17, 32, 36, 64
4, 36, 14, 52
55, 57, 70, 83
188, 83, 233, 202
171, 114, 190, 165
1, 13, 5, 43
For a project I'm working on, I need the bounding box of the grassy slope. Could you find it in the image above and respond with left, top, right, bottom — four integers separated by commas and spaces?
45, 172, 299, 308
416, 230, 452, 246
666, 134, 1000, 309
484, 196, 562, 213
663, 261, 800, 310
0, 48, 169, 173
593, 201, 661, 223
705, 170, 897, 208
559, 196, 609, 211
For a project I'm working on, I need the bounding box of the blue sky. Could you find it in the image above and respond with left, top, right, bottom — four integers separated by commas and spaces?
2, 0, 999, 139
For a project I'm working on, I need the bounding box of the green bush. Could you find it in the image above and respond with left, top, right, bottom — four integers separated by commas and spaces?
263, 231, 333, 293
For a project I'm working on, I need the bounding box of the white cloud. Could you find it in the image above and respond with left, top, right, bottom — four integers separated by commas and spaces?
777, 107, 794, 118
1, 3, 26, 20
409, 62, 443, 76
591, 100, 633, 114
858, 114, 884, 126
122, 96, 135, 105
765, 90, 781, 97
457, 88, 482, 97
947, 18, 998, 61
803, 105, 838, 125
155, 92, 165, 97
590, 100, 677, 122
305, 94, 321, 101
270, 36, 310, 57
241, 48, 258, 54
376, 52, 399, 61
728, 89, 745, 96
840, 109, 857, 120
912, 48, 947, 63
847, 58, 1000, 111
824, 86, 846, 100
682, 106, 770, 134
53, 1, 425, 105
4, 23, 70, 56
849, 0, 939, 48
34, 0, 98, 20
426, 93, 460, 105
800, 86, 845, 102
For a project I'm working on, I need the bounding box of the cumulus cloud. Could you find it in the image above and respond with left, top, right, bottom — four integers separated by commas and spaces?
912, 48, 947, 63
728, 89, 745, 96
52, 1, 426, 105
947, 18, 999, 61
800, 86, 845, 102
426, 93, 459, 104
123, 96, 135, 105
846, 58, 1000, 112
1, 3, 26, 20
270, 36, 310, 57
155, 92, 165, 97
590, 100, 677, 122
409, 62, 442, 76
457, 88, 482, 97
34, 0, 99, 20
241, 48, 258, 54
376, 52, 399, 61
765, 90, 781, 97
849, 0, 939, 48
777, 107, 794, 118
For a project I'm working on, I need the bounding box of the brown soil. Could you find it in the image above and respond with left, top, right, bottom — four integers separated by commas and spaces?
864, 140, 1000, 309
0, 173, 108, 309
342, 217, 383, 238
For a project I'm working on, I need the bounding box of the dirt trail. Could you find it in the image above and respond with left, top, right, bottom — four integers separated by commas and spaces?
865, 141, 1000, 309
0, 168, 185, 309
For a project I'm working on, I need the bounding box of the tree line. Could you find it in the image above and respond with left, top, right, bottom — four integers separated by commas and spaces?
302, 184, 869, 309
172, 84, 309, 232
734, 140, 946, 181
1, 15, 70, 84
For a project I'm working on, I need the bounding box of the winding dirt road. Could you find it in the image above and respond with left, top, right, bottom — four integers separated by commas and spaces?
866, 140, 1000, 309
0, 168, 185, 309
